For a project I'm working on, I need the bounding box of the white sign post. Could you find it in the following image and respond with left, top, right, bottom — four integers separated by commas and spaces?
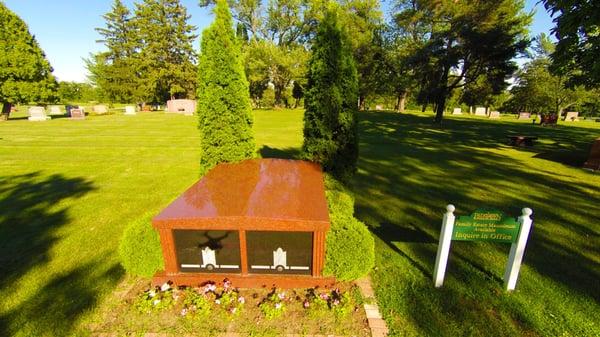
503, 208, 533, 291
433, 204, 456, 288
433, 205, 533, 291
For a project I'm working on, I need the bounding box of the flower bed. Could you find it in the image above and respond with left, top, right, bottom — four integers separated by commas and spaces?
90, 279, 370, 335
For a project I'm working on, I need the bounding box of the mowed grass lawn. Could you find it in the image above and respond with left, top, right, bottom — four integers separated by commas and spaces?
0, 108, 598, 336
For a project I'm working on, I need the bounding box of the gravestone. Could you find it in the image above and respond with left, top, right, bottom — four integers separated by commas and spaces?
375, 105, 383, 111
489, 111, 500, 119
452, 108, 462, 115
166, 99, 196, 114
475, 107, 486, 116
48, 105, 63, 115
540, 113, 558, 126
93, 105, 108, 114
70, 108, 85, 120
583, 137, 600, 170
28, 106, 50, 121
518, 112, 531, 120
65, 105, 78, 116
125, 106, 136, 115
563, 111, 579, 121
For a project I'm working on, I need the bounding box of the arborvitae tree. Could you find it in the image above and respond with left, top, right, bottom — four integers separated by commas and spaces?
302, 10, 358, 181
88, 0, 137, 103
197, 0, 255, 176
134, 0, 197, 104
0, 2, 57, 120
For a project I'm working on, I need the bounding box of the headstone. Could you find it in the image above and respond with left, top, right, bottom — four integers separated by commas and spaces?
48, 105, 63, 115
375, 105, 383, 111
489, 111, 500, 119
125, 105, 136, 115
540, 113, 558, 126
166, 99, 196, 114
563, 111, 579, 121
65, 105, 78, 116
93, 105, 109, 114
475, 107, 486, 116
70, 108, 85, 120
583, 137, 600, 170
27, 106, 50, 121
452, 108, 462, 115
517, 112, 531, 120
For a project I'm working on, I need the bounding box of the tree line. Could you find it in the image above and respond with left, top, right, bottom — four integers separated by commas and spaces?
2, 0, 600, 121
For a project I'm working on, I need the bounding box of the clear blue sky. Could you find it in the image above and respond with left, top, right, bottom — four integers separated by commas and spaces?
4, 0, 555, 83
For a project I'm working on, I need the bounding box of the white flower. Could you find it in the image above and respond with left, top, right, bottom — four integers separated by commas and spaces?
180, 308, 188, 316
215, 299, 221, 305
238, 296, 245, 304
153, 299, 161, 306
278, 292, 286, 300
275, 302, 282, 310
148, 290, 156, 298
160, 283, 171, 292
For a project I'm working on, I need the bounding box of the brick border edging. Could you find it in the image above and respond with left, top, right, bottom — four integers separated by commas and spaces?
355, 277, 388, 337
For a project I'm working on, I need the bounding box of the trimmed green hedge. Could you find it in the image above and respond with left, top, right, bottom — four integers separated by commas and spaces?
323, 177, 375, 281
118, 212, 164, 277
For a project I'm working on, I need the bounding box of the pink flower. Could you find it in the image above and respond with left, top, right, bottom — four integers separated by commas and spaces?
275, 302, 282, 310
238, 296, 245, 304
223, 279, 231, 289
278, 292, 286, 300
319, 293, 329, 300
230, 307, 237, 314
303, 300, 310, 308
333, 299, 340, 306
180, 308, 188, 316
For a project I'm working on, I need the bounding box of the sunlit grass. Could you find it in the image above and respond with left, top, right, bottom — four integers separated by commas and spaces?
0, 108, 598, 336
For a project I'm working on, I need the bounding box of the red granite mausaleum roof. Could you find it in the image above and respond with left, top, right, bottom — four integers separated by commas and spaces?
153, 159, 330, 227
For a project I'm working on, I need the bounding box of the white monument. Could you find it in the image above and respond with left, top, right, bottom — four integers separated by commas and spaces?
28, 106, 50, 121
125, 106, 136, 115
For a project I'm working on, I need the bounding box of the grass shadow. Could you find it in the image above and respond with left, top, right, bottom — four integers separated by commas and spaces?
0, 172, 96, 286
0, 258, 124, 336
259, 145, 301, 160
353, 111, 600, 335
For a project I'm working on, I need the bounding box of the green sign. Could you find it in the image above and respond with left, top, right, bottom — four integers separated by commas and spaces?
452, 209, 521, 243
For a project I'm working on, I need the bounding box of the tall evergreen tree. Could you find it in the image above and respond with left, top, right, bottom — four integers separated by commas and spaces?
134, 0, 198, 104
197, 0, 255, 176
302, 10, 358, 181
88, 0, 137, 103
0, 2, 57, 120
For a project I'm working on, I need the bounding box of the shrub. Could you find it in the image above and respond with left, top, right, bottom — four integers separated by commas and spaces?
118, 212, 164, 277
323, 182, 374, 281
302, 9, 359, 181
197, 0, 255, 176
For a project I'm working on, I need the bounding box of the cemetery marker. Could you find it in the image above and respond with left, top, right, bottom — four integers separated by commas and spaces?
433, 205, 533, 291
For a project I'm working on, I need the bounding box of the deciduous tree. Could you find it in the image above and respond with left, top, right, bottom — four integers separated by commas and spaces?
0, 2, 57, 120
392, 0, 531, 123
543, 0, 600, 88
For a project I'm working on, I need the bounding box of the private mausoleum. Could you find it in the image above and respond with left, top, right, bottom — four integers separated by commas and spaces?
152, 158, 334, 288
